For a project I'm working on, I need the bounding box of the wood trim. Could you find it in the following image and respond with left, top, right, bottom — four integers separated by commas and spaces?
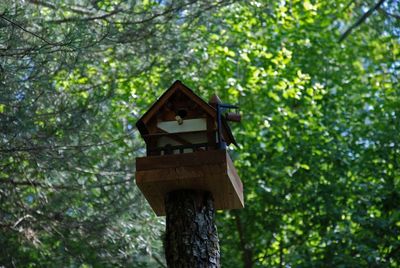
178, 85, 216, 119
141, 85, 179, 124
136, 150, 226, 171
140, 81, 216, 124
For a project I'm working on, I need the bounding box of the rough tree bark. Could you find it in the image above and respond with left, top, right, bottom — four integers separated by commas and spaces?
164, 190, 220, 268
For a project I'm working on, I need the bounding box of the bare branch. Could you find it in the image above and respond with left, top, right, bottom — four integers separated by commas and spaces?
0, 178, 132, 190
46, 0, 200, 24
339, 0, 387, 43
13, 215, 34, 229
0, 14, 55, 45
0, 131, 135, 153
47, 8, 122, 24
28, 0, 95, 16
27, 0, 56, 10
153, 255, 167, 268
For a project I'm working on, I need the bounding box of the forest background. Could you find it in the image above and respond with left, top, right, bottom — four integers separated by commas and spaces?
0, 0, 399, 267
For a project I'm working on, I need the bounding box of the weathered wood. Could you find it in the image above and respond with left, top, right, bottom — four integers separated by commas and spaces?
135, 150, 244, 216
165, 190, 220, 268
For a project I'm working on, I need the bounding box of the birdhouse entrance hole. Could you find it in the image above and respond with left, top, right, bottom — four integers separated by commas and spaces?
176, 109, 188, 118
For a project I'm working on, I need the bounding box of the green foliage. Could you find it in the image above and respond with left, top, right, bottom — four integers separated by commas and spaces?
1, 0, 399, 267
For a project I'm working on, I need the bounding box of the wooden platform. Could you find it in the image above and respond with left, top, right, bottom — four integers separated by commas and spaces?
135, 150, 244, 216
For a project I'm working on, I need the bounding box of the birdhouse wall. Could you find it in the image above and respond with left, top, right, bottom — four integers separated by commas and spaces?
142, 99, 218, 156
135, 149, 244, 216
137, 82, 238, 156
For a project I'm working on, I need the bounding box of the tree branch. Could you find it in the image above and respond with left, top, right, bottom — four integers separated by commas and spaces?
0, 178, 132, 190
234, 212, 254, 268
0, 130, 134, 153
339, 0, 387, 43
47, 9, 122, 24
28, 0, 96, 16
27, 0, 56, 9
0, 14, 54, 45
378, 7, 400, 20
152, 255, 167, 268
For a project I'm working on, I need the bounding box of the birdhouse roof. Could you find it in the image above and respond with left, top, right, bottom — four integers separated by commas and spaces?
136, 80, 237, 146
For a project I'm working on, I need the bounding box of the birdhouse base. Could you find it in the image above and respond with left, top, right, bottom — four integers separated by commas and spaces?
135, 150, 244, 216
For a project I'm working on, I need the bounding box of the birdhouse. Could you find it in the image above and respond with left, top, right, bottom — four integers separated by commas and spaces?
135, 80, 243, 215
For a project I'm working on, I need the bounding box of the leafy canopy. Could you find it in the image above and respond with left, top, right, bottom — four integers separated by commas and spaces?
0, 0, 399, 267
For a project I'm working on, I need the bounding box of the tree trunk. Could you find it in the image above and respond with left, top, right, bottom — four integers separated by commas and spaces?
234, 212, 253, 268
164, 190, 220, 268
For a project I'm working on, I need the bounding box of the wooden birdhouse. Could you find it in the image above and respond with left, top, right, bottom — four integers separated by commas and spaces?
135, 80, 243, 215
